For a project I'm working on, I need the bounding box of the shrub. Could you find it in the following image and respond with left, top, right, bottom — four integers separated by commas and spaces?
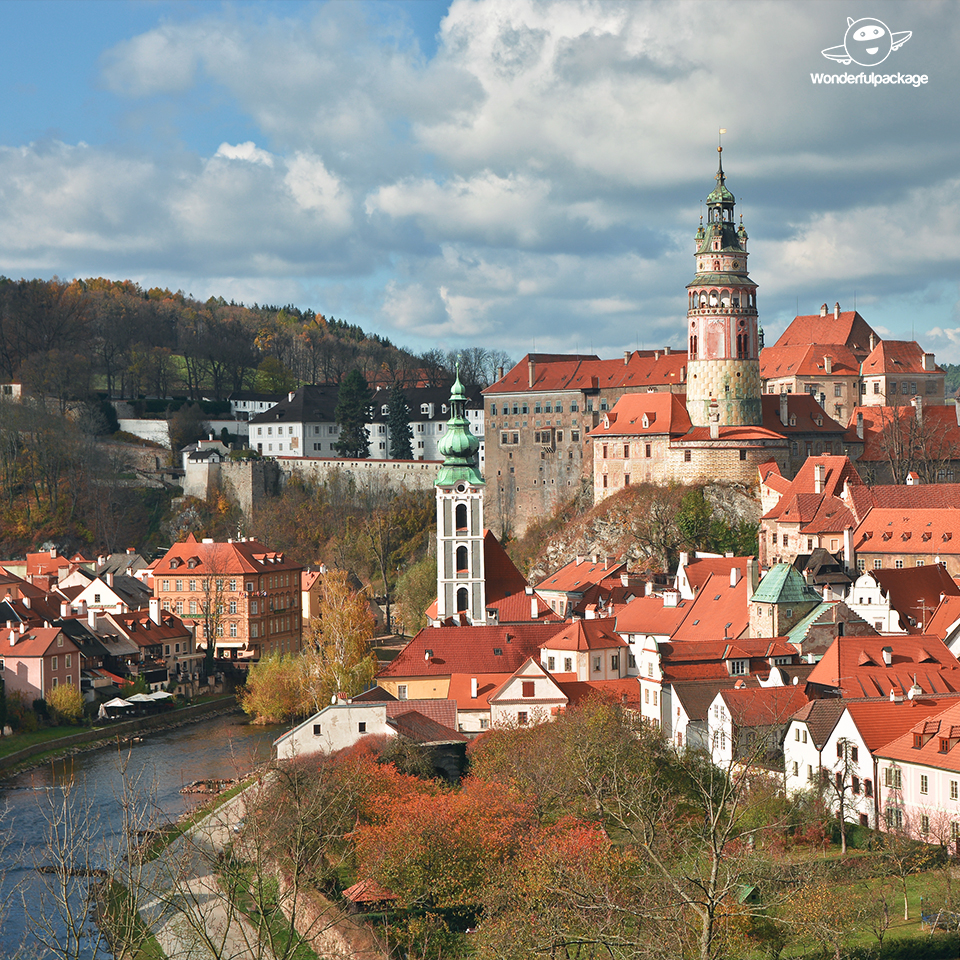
47, 684, 84, 725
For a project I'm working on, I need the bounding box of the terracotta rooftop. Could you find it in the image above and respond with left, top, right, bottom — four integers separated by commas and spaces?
4, 627, 77, 658
846, 696, 960, 752
536, 556, 626, 596
790, 699, 845, 749
485, 590, 561, 624
771, 308, 878, 360
759, 392, 848, 435
155, 535, 301, 575
760, 343, 861, 380
615, 594, 691, 636
871, 564, 960, 633
540, 619, 628, 652
683, 556, 750, 596
761, 455, 864, 522
719, 685, 809, 728
447, 673, 512, 711
670, 571, 750, 642
672, 677, 760, 722
387, 710, 468, 744
850, 405, 960, 463
589, 393, 690, 439
556, 677, 642, 709
926, 595, 960, 643
861, 340, 941, 376
853, 509, 960, 556
481, 530, 530, 604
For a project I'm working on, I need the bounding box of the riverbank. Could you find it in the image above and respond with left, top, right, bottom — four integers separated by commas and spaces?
0, 696, 244, 779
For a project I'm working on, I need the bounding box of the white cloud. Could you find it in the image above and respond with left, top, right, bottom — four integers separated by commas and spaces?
215, 142, 275, 167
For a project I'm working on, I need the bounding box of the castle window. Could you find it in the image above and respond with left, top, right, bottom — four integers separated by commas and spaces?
456, 546, 468, 574
455, 503, 468, 533
684, 449, 692, 463
645, 444, 651, 458
456, 587, 469, 612
623, 444, 629, 459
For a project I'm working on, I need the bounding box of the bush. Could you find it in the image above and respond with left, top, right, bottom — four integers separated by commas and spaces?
47, 684, 84, 725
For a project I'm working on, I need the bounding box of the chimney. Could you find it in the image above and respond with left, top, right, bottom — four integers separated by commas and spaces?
79, 599, 87, 616
664, 345, 671, 355
709, 420, 719, 440
22, 596, 30, 609
654, 351, 660, 361
779, 392, 789, 427
843, 527, 854, 568
856, 412, 864, 439
663, 590, 679, 608
834, 302, 841, 319
528, 357, 535, 388
471, 678, 478, 699
88, 608, 97, 629
730, 566, 741, 587
679, 550, 689, 570
105, 572, 113, 588
497, 365, 504, 380
814, 462, 825, 494
592, 553, 599, 564
60, 602, 69, 618
288, 391, 295, 403
9, 630, 15, 647
869, 332, 876, 352
624, 351, 630, 365
923, 352, 935, 372
747, 557, 760, 594
824, 355, 832, 375
620, 572, 629, 588
127, 547, 135, 555
149, 597, 161, 625
680, 365, 686, 381
531, 594, 538, 620
882, 646, 893, 667
912, 396, 922, 423
820, 303, 828, 317
19, 622, 25, 634
49, 546, 57, 557
576, 555, 583, 566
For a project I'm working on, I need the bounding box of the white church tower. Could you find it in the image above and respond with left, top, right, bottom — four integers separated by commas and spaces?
435, 367, 486, 625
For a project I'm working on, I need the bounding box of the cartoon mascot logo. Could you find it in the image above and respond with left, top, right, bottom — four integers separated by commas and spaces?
822, 17, 911, 67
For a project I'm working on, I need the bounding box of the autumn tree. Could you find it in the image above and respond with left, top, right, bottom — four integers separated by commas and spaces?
302, 569, 377, 709
240, 653, 306, 724
167, 402, 210, 456
396, 555, 437, 635
46, 683, 84, 725
334, 369, 373, 457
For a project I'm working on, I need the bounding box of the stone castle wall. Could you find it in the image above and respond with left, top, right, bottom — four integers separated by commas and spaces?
686, 358, 762, 426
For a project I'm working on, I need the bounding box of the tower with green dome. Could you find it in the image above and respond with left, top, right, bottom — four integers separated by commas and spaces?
435, 368, 487, 624
685, 147, 762, 427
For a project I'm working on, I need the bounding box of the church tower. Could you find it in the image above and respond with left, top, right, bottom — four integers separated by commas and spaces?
435, 368, 487, 625
685, 148, 762, 427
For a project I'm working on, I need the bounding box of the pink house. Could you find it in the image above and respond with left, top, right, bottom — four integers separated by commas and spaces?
2, 626, 80, 700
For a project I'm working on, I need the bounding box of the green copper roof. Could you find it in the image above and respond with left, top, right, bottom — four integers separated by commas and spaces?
706, 148, 735, 205
436, 366, 485, 488
751, 563, 821, 605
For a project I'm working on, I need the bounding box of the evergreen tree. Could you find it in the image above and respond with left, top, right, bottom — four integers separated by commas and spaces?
334, 369, 373, 458
387, 384, 413, 460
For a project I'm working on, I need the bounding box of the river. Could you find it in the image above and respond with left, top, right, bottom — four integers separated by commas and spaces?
0, 712, 283, 959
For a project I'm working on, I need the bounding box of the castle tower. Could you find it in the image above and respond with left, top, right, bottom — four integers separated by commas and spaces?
686, 148, 762, 427
435, 368, 487, 625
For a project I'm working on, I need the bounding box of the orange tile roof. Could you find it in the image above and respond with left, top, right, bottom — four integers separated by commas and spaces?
556, 678, 642, 709
845, 697, 960, 752
484, 351, 688, 396
589, 393, 690, 438
926, 595, 960, 642
4, 627, 77, 658
772, 309, 878, 359
481, 530, 529, 604
485, 591, 562, 624
155, 535, 301, 576
539, 618, 628, 652
850, 405, 960, 462
853, 509, 960, 556
684, 557, 750, 595
447, 673, 513, 710
861, 340, 941, 376
874, 698, 960, 772
670, 572, 750, 642
682, 425, 787, 442
657, 637, 795, 682
536, 557, 626, 595
760, 343, 861, 379
808, 635, 960, 698
615, 594, 691, 636
762, 455, 864, 522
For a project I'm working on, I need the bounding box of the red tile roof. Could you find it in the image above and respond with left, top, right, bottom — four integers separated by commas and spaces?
760, 343, 861, 380
104, 611, 192, 647
447, 673, 513, 710
481, 530, 529, 604
556, 678, 642, 709
682, 425, 787, 443
760, 393, 848, 434
808, 635, 960, 698
539, 619, 628, 652
845, 697, 960, 752
871, 565, 960, 633
719, 685, 809, 728
388, 710, 467, 744
772, 309, 878, 359
484, 351, 688, 396
926, 595, 960, 643
485, 591, 561, 624
4, 627, 77, 658
791, 699, 845, 748
762, 455, 864, 522
385, 699, 458, 728
155, 535, 301, 576
537, 557, 626, 595
378, 623, 565, 678
850, 405, 960, 463
684, 557, 750, 595
861, 340, 941, 376
658, 637, 795, 682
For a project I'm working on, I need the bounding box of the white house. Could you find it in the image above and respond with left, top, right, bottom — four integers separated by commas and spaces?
538, 619, 629, 683
844, 572, 906, 634
707, 685, 808, 768
488, 657, 567, 728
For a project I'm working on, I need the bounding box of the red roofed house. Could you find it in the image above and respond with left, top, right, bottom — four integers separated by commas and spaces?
769, 303, 879, 362
708, 684, 809, 767
448, 673, 512, 733
807, 635, 960, 700
670, 570, 752, 642
852, 508, 960, 578
488, 657, 569, 728
859, 340, 945, 407
1, 625, 81, 700
537, 619, 629, 682
536, 555, 626, 618
874, 698, 960, 840
98, 604, 199, 683
154, 535, 303, 663
845, 564, 960, 635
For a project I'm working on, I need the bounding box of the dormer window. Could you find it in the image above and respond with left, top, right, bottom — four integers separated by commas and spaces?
381, 405, 389, 416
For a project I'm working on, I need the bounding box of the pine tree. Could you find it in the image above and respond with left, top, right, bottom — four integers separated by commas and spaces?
334, 369, 373, 458
387, 384, 413, 460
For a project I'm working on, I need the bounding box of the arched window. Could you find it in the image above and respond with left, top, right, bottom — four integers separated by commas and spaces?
456, 545, 468, 574
456, 587, 469, 612
455, 503, 468, 532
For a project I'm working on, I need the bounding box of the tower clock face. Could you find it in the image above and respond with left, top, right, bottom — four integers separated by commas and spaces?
732, 260, 740, 269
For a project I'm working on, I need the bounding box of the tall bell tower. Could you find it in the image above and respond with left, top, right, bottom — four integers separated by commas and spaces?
685, 147, 762, 427
435, 366, 487, 625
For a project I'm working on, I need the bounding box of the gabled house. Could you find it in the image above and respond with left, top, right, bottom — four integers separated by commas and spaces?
671, 570, 751, 642
852, 508, 960, 578
535, 555, 627, 618
859, 340, 945, 407
71, 573, 152, 614
1, 626, 81, 700
488, 657, 568, 728
675, 553, 754, 601
537, 619, 628, 682
784, 600, 878, 660
846, 565, 960, 634
447, 673, 512, 733
98, 605, 197, 682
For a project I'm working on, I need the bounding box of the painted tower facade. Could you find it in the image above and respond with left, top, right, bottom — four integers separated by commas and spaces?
686, 149, 762, 427
435, 369, 487, 625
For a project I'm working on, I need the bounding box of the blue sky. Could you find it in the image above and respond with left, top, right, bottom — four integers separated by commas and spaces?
1, 0, 959, 363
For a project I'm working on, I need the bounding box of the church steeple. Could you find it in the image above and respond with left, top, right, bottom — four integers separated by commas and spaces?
435, 366, 486, 624
685, 147, 762, 427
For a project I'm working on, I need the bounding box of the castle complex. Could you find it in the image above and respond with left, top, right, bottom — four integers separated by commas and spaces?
484, 152, 952, 535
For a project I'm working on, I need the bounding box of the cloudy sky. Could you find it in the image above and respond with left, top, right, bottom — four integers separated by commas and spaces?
1, 0, 958, 361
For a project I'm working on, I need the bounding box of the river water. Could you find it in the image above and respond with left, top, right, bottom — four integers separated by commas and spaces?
0, 712, 282, 959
